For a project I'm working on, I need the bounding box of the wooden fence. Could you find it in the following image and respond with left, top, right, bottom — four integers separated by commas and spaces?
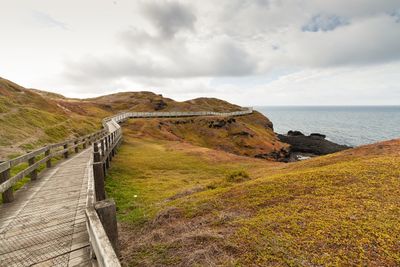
0, 130, 106, 203
102, 107, 253, 123
86, 124, 122, 267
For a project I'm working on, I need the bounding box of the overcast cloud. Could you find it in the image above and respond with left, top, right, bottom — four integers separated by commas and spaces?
1, 0, 400, 105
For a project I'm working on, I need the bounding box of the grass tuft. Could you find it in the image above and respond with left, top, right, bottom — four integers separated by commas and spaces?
226, 170, 250, 183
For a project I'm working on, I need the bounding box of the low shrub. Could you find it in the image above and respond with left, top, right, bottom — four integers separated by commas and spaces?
226, 170, 250, 183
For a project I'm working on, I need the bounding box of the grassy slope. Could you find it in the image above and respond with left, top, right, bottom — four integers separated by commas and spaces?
0, 78, 103, 158
0, 76, 285, 204
1, 77, 399, 265
1, 77, 282, 160
118, 113, 285, 160
106, 126, 400, 266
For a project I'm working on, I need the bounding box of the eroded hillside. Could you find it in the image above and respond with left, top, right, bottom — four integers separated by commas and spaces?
123, 112, 287, 160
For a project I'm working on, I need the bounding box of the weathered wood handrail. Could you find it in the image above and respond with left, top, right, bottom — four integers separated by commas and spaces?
85, 206, 121, 267
101, 107, 253, 124
0, 129, 107, 202
86, 117, 123, 267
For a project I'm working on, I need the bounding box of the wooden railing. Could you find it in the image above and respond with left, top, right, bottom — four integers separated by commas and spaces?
0, 129, 106, 203
86, 122, 122, 267
102, 107, 253, 123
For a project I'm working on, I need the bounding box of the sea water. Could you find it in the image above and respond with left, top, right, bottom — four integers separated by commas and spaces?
257, 106, 400, 147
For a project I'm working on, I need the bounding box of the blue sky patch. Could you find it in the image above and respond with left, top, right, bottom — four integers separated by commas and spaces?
302, 14, 349, 32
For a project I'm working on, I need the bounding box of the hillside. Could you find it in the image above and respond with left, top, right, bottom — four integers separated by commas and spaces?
105, 130, 400, 266
1, 77, 399, 265
0, 78, 102, 157
0, 77, 285, 161
123, 113, 287, 160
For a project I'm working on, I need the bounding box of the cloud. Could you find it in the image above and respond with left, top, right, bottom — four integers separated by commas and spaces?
64, 36, 256, 82
245, 63, 400, 106
58, 0, 400, 101
289, 15, 400, 66
141, 1, 196, 38
32, 11, 68, 30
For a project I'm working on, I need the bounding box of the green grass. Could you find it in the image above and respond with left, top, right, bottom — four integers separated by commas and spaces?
0, 97, 12, 113
105, 131, 262, 225
0, 106, 98, 156
106, 130, 400, 266
226, 170, 250, 183
173, 156, 400, 266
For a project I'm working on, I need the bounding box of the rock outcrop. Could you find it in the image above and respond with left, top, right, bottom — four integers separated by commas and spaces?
278, 130, 350, 156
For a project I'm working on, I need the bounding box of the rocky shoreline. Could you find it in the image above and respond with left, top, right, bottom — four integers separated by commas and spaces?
277, 130, 351, 161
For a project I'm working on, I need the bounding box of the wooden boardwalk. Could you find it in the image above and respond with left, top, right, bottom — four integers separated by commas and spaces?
0, 149, 93, 266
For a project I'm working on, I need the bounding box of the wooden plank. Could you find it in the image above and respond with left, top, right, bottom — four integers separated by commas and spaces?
1, 209, 85, 236
0, 201, 83, 227
0, 233, 74, 266
31, 254, 70, 266
69, 245, 90, 260
68, 247, 92, 267
3, 214, 86, 239
0, 224, 87, 255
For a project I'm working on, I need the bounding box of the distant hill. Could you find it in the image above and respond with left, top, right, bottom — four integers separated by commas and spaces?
0, 77, 285, 160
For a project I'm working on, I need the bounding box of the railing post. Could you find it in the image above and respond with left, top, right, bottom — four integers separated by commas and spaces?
1, 168, 14, 203
28, 157, 37, 181
45, 148, 51, 168
117, 130, 122, 148
111, 133, 116, 157
105, 137, 110, 169
100, 139, 107, 175
93, 143, 106, 201
83, 138, 87, 149
74, 140, 79, 153
94, 199, 120, 257
109, 135, 113, 161
64, 143, 69, 159
108, 135, 113, 162
105, 136, 109, 153
100, 139, 105, 158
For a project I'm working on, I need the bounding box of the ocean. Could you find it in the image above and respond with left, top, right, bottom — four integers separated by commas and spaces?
257, 106, 400, 147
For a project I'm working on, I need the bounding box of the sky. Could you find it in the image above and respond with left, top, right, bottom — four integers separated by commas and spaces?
1, 0, 400, 106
